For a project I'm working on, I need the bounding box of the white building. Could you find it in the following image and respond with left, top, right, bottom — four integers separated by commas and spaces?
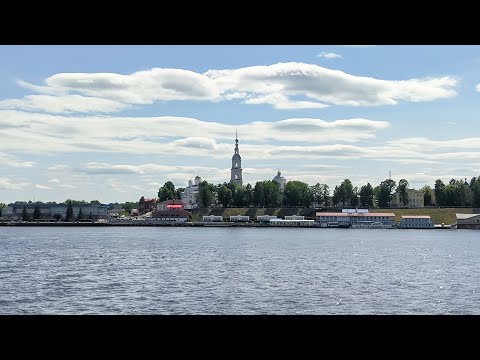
316, 210, 395, 228
398, 215, 434, 229
203, 215, 223, 222
392, 188, 424, 208
2, 202, 109, 220
269, 218, 315, 227
284, 215, 305, 220
256, 215, 279, 223
180, 176, 202, 210
272, 171, 287, 190
230, 215, 250, 222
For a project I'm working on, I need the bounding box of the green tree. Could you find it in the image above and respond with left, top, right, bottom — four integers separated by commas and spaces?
350, 186, 359, 207
217, 184, 232, 207
332, 179, 356, 207
434, 179, 445, 206
473, 180, 480, 207
198, 181, 214, 208
469, 177, 477, 191
359, 183, 374, 208
158, 181, 176, 202
233, 186, 246, 207
377, 179, 396, 207
263, 181, 281, 207
332, 185, 341, 207
88, 211, 94, 220
22, 205, 29, 221
311, 183, 323, 206
90, 200, 101, 204
321, 184, 330, 207
421, 185, 433, 206
226, 182, 237, 202
53, 213, 62, 221
284, 181, 312, 207
122, 202, 137, 215
397, 179, 409, 206
245, 183, 254, 207
77, 207, 84, 221
253, 181, 265, 207
66, 201, 74, 221
65, 199, 87, 204
0, 203, 6, 217
33, 205, 41, 219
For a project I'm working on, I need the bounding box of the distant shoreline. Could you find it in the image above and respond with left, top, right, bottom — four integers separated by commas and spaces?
0, 221, 456, 229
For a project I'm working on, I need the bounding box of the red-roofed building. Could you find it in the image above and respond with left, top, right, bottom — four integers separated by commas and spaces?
138, 196, 156, 214
316, 210, 395, 228
151, 199, 190, 222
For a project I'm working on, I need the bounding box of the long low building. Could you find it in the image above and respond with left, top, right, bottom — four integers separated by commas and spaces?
269, 218, 315, 227
203, 215, 223, 222
398, 215, 433, 229
1, 203, 109, 220
256, 215, 279, 223
316, 212, 395, 228
456, 213, 480, 229
230, 215, 250, 222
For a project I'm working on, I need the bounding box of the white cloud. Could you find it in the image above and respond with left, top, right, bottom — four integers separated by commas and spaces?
206, 62, 457, 107
13, 62, 457, 112
476, 84, 480, 92
0, 177, 30, 190
317, 52, 343, 59
243, 93, 328, 109
0, 112, 390, 157
373, 158, 440, 165
0, 95, 129, 114
79, 162, 232, 178
48, 165, 70, 171
387, 137, 480, 150
48, 178, 60, 183
34, 184, 52, 190
0, 152, 34, 168
23, 68, 220, 105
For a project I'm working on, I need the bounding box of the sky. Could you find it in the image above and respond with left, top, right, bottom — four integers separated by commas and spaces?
1, 45, 480, 204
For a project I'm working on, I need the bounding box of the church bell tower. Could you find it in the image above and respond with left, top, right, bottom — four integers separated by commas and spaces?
230, 130, 243, 186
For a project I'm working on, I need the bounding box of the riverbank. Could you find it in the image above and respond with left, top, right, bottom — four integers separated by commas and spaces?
0, 221, 457, 229
192, 207, 479, 225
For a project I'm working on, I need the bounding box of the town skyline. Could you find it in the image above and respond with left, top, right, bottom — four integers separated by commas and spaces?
2, 45, 480, 204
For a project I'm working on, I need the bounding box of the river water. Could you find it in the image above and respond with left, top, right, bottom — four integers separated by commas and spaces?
0, 227, 479, 314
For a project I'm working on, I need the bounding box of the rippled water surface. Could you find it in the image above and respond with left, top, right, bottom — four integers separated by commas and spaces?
1, 227, 479, 314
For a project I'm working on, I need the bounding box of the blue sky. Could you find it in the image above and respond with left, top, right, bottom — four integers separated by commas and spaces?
1, 45, 480, 204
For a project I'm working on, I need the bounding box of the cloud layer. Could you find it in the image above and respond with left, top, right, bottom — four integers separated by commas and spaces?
0, 111, 389, 157
3, 62, 457, 113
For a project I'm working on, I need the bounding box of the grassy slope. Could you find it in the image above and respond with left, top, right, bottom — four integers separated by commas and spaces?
373, 208, 478, 225
192, 207, 479, 225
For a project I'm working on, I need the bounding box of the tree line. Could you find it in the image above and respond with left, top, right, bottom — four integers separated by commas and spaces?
156, 176, 480, 209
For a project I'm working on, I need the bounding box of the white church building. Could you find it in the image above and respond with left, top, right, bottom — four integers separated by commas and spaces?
180, 175, 202, 210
